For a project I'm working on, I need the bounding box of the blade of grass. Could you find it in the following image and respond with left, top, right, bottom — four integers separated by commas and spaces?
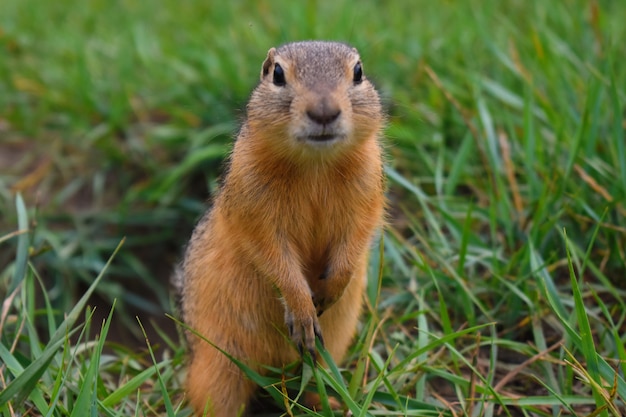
101, 361, 169, 407
356, 345, 398, 417
0, 342, 49, 414
563, 229, 608, 416
45, 334, 73, 417
589, 286, 626, 383
137, 317, 175, 417
0, 238, 125, 406
609, 63, 626, 194
312, 340, 360, 414
10, 193, 29, 293
309, 364, 332, 417
350, 234, 385, 400
70, 301, 115, 417
531, 239, 626, 400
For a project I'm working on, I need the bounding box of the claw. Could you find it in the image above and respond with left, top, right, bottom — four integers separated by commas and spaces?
309, 347, 317, 366
314, 322, 325, 348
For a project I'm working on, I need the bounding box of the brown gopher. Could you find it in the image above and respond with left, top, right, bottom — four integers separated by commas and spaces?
178, 40, 385, 416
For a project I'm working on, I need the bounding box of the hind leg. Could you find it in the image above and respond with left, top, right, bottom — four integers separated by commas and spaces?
304, 259, 368, 409
187, 341, 256, 416
318, 259, 367, 361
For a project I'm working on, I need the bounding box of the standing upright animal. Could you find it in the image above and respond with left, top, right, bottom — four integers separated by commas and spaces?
178, 40, 386, 416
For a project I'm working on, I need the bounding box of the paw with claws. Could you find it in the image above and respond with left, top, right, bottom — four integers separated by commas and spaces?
312, 268, 351, 317
284, 303, 324, 363
313, 293, 337, 317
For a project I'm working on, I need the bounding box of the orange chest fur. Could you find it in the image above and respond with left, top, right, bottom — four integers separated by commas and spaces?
223, 153, 382, 278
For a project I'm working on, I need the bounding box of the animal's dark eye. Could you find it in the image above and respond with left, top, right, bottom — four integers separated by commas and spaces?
273, 63, 286, 86
353, 62, 363, 84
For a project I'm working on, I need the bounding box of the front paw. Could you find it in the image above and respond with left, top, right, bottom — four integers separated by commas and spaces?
313, 268, 350, 316
313, 293, 337, 317
284, 303, 324, 363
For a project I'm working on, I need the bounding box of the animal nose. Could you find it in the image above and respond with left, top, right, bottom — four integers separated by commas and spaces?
306, 98, 341, 125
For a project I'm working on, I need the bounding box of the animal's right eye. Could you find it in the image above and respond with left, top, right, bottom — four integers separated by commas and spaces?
273, 63, 286, 86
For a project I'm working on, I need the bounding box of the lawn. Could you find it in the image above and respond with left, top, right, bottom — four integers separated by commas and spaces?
1, 0, 625, 415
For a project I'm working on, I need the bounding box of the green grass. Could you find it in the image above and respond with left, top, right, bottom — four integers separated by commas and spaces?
1, 0, 625, 415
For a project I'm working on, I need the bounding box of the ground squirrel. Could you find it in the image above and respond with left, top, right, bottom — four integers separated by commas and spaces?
179, 40, 385, 416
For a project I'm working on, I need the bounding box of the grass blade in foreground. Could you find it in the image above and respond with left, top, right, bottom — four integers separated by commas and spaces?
70, 302, 116, 417
0, 237, 125, 407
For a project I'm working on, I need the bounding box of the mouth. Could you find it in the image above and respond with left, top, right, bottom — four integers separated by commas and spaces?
306, 134, 338, 142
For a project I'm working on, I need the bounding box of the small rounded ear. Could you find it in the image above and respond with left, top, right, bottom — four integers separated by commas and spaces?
351, 48, 361, 61
261, 47, 276, 80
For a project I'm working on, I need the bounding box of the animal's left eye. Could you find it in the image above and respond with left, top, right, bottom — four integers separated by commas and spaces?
353, 62, 363, 84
